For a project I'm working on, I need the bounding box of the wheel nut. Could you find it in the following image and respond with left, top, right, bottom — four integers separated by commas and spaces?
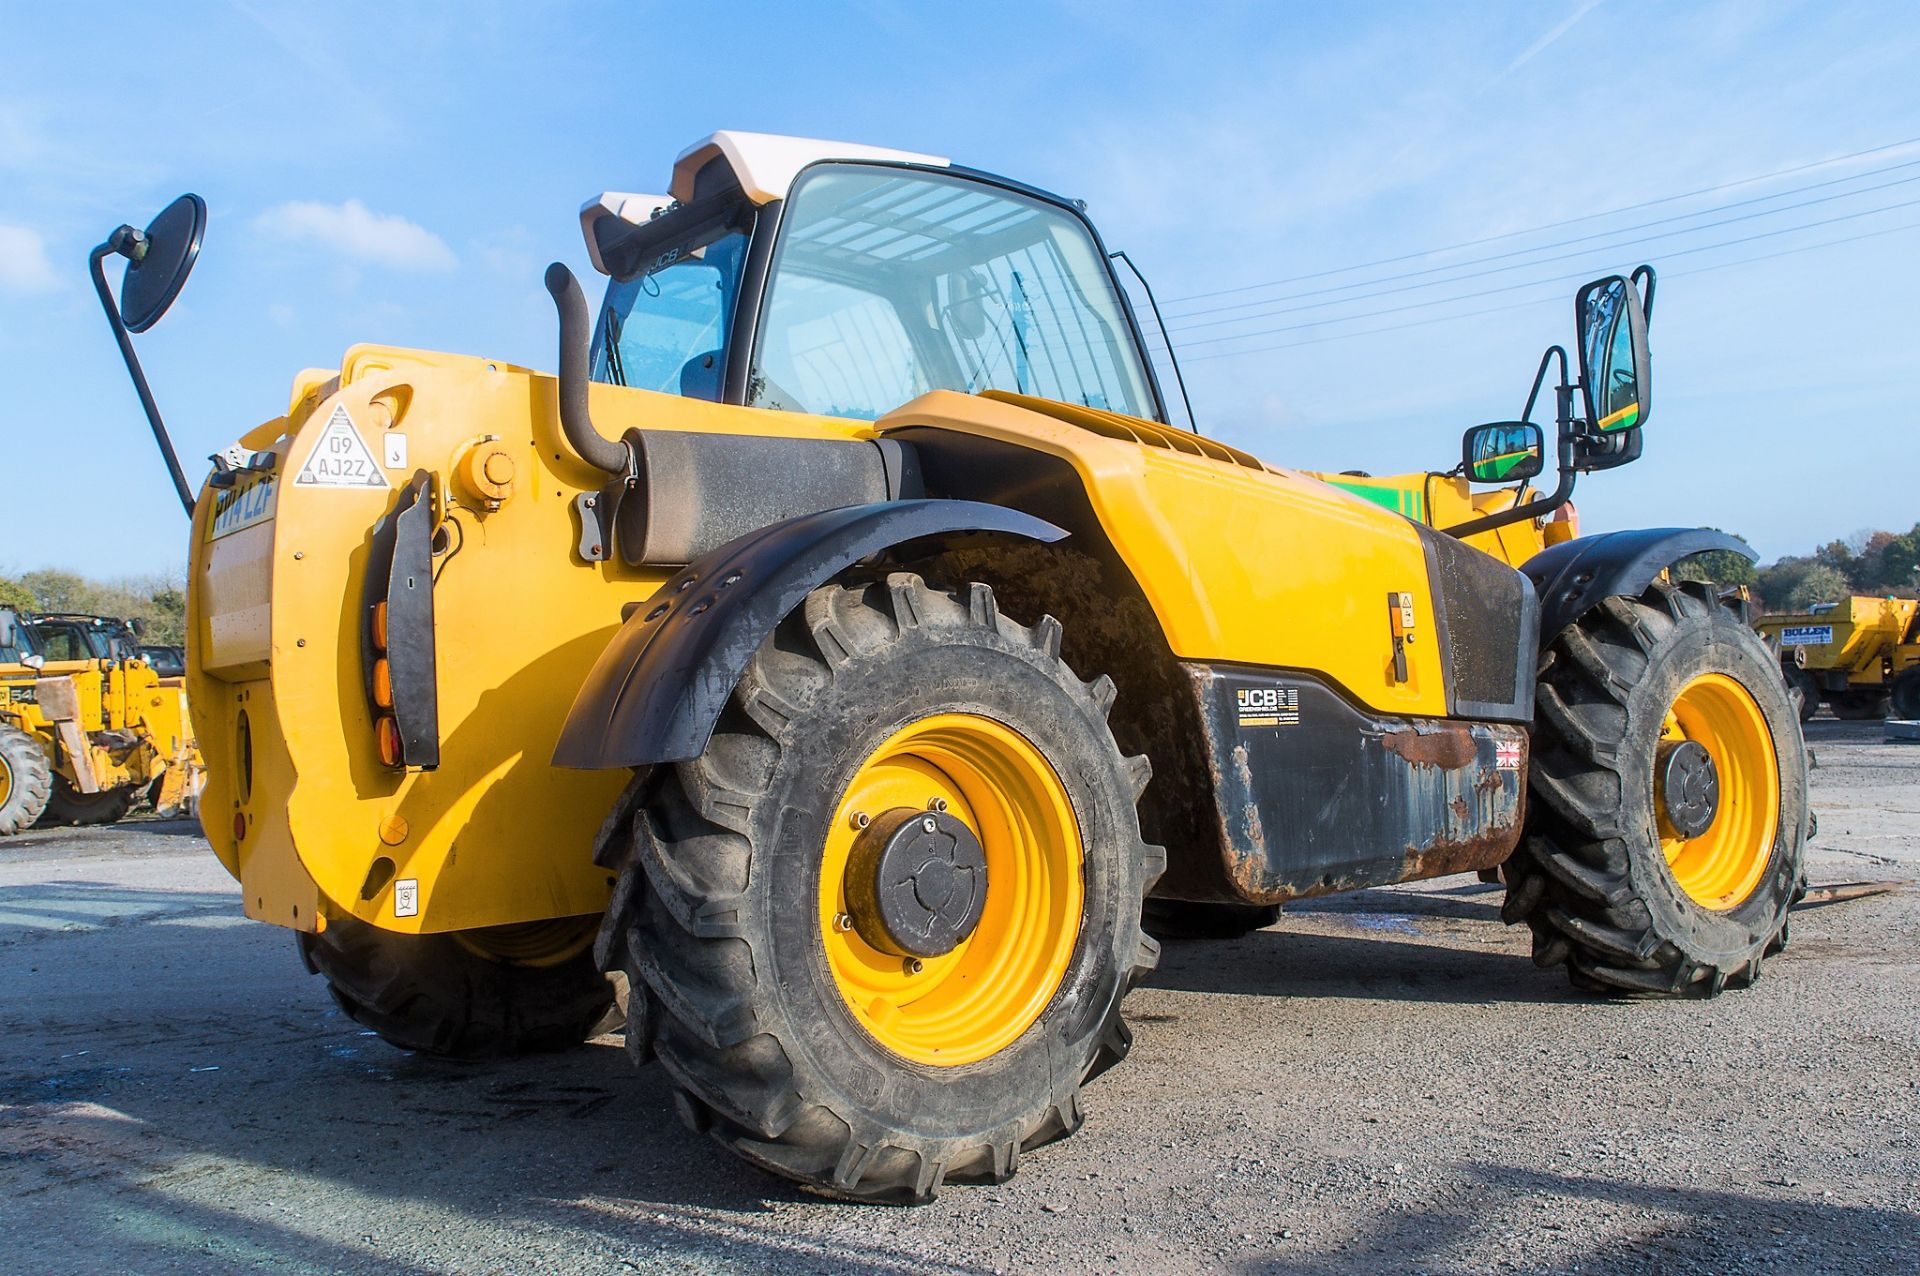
833, 912, 854, 932
850, 811, 871, 830
904, 957, 924, 975
927, 797, 948, 812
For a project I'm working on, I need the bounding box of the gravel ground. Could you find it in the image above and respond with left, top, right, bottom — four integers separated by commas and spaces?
1, 719, 1915, 1274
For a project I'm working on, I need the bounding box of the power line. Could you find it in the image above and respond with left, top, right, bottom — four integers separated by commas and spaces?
1162, 155, 1920, 323
1173, 216, 1920, 365
1163, 133, 1920, 306
1166, 193, 1920, 351
1168, 170, 1920, 334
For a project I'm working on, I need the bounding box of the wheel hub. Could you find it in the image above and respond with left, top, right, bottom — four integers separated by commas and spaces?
845, 808, 987, 958
1658, 739, 1720, 839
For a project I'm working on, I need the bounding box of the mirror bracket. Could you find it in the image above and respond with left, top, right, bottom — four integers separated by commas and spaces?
1442, 345, 1578, 539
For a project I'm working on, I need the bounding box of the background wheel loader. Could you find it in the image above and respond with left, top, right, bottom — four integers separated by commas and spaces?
94, 132, 1807, 1203
0, 607, 203, 833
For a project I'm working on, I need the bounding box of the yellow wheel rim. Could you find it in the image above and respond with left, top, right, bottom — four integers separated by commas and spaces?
0, 752, 12, 810
1657, 673, 1779, 910
819, 713, 1083, 1067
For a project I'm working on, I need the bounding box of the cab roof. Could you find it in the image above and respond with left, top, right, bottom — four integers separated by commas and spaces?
580, 130, 949, 274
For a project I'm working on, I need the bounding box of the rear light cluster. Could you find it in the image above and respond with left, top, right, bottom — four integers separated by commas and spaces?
369, 600, 401, 767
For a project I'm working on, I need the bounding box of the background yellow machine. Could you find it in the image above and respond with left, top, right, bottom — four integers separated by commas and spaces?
1756, 595, 1920, 720
94, 133, 1807, 1202
0, 608, 201, 834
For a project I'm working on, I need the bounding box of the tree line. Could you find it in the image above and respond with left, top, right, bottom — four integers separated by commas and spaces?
0, 570, 187, 645
1678, 522, 1920, 613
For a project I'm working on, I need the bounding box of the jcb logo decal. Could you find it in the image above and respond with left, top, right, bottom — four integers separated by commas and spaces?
1234, 685, 1300, 728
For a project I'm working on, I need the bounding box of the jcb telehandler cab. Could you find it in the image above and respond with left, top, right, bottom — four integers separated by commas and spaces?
93, 132, 1805, 1202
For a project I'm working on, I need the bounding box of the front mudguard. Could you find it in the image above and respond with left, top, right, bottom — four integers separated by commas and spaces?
551, 499, 1064, 770
1521, 527, 1755, 643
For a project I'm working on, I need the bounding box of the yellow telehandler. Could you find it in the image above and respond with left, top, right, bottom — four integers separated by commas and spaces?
93, 133, 1805, 1201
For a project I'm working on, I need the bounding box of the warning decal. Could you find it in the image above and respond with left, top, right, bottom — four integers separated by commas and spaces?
294, 405, 391, 489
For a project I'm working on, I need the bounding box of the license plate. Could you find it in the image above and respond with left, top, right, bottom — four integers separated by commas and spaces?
208, 471, 278, 541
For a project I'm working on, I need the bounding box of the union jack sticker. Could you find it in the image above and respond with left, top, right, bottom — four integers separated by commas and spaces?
1495, 741, 1524, 771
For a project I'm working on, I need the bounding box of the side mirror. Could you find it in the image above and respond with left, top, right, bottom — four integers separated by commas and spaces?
0, 612, 14, 650
117, 193, 207, 333
1575, 273, 1651, 434
23, 654, 45, 672
1462, 421, 1545, 484
129, 617, 148, 638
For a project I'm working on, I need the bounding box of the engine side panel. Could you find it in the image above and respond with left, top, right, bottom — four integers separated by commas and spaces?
879, 391, 1466, 720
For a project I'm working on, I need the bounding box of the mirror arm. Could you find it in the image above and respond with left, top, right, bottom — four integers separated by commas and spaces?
1442, 346, 1578, 539
90, 236, 195, 516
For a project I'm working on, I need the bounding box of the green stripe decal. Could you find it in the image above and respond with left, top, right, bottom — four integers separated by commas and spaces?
1324, 480, 1425, 522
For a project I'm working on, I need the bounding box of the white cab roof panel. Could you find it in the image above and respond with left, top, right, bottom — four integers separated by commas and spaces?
581, 130, 949, 274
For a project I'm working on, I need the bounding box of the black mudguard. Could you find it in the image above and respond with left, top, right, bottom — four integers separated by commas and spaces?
552, 499, 1065, 769
1522, 527, 1755, 643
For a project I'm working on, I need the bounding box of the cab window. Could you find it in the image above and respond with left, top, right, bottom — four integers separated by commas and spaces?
749, 165, 1156, 422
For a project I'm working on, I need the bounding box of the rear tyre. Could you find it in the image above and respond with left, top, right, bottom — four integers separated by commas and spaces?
598, 575, 1162, 1202
298, 914, 618, 1059
1827, 690, 1888, 721
38, 777, 135, 827
0, 724, 53, 835
1891, 667, 1920, 721
1142, 898, 1281, 941
1508, 580, 1807, 996
1782, 665, 1820, 723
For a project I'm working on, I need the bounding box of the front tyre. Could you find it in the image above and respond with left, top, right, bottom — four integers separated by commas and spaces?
1508, 580, 1807, 996
599, 575, 1162, 1202
0, 724, 53, 835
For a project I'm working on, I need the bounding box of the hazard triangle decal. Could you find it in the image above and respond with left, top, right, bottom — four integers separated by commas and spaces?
294, 405, 391, 489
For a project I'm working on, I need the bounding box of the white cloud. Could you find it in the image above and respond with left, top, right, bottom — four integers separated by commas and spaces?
0, 224, 59, 294
257, 199, 456, 272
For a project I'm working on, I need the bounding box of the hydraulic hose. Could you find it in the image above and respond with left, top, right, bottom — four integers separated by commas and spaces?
544, 262, 631, 475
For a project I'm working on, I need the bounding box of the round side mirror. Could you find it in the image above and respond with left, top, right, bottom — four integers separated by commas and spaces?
120, 193, 207, 333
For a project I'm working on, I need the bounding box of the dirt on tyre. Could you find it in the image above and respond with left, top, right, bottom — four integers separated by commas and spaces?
597, 573, 1162, 1203
0, 723, 53, 835
1507, 579, 1807, 996
298, 913, 618, 1058
37, 776, 136, 827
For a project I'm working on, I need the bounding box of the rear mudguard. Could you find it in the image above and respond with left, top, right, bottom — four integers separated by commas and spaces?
1522, 528, 1755, 642
552, 499, 1064, 769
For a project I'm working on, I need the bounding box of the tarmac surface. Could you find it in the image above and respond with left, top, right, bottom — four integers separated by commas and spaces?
1, 719, 1915, 1274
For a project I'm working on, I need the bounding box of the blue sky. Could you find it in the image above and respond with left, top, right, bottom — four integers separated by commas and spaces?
3, 0, 1916, 576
